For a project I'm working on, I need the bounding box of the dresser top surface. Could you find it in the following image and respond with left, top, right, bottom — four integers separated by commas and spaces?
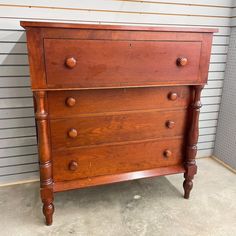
20, 21, 218, 33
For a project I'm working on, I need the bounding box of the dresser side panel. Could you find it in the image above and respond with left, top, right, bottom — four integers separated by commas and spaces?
25, 28, 47, 89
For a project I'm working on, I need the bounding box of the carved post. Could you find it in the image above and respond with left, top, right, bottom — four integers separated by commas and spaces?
34, 91, 54, 225
183, 85, 203, 199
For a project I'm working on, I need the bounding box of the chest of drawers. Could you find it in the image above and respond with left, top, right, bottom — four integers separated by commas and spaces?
21, 21, 217, 225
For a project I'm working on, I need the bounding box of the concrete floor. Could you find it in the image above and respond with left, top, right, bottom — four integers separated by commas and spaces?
0, 158, 236, 236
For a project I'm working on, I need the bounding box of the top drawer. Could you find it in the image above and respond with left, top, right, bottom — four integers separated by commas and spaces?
44, 39, 201, 88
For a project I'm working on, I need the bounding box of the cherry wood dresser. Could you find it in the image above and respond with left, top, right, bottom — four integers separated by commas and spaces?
21, 21, 217, 225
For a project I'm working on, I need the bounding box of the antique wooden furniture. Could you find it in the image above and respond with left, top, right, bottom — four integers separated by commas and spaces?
21, 21, 217, 225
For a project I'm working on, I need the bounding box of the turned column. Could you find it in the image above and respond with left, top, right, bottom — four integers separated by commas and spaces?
183, 85, 204, 199
34, 91, 54, 225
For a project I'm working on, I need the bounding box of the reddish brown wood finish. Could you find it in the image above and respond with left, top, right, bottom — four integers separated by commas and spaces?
48, 86, 190, 118
52, 138, 184, 181
50, 110, 187, 149
21, 22, 216, 90
183, 85, 204, 199
20, 21, 218, 33
54, 165, 185, 192
34, 91, 54, 225
21, 21, 216, 225
44, 39, 201, 88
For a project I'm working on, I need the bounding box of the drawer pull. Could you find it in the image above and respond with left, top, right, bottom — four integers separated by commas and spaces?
168, 92, 178, 101
166, 120, 175, 129
163, 149, 172, 158
65, 57, 77, 68
65, 97, 76, 107
68, 160, 78, 171
177, 57, 188, 66
68, 128, 78, 138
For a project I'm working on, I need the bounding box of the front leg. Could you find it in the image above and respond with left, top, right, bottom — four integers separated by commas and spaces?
41, 188, 54, 225
183, 85, 203, 199
183, 163, 197, 199
34, 91, 54, 225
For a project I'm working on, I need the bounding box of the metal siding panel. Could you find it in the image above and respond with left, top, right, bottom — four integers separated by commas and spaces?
0, 146, 38, 158
0, 163, 39, 175
0, 0, 232, 184
0, 7, 231, 26
0, 108, 34, 119
0, 87, 32, 98
214, 26, 236, 169
0, 77, 30, 87
0, 1, 232, 17
0, 154, 38, 167
0, 54, 28, 65
0, 127, 36, 139
0, 171, 38, 185
0, 136, 37, 148
0, 117, 35, 129
0, 98, 33, 109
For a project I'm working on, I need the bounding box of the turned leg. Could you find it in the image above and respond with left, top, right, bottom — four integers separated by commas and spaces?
43, 201, 54, 225
41, 188, 54, 225
183, 85, 203, 199
183, 176, 193, 199
34, 91, 54, 225
183, 164, 197, 199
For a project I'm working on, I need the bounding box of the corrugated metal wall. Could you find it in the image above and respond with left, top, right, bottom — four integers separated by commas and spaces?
214, 3, 236, 170
0, 0, 233, 184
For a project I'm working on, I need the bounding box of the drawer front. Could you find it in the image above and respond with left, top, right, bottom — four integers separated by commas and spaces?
50, 110, 187, 149
44, 39, 201, 88
52, 138, 184, 181
48, 86, 191, 118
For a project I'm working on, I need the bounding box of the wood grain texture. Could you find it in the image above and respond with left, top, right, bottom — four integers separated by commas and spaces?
48, 86, 190, 118
44, 39, 202, 88
22, 21, 216, 225
25, 28, 47, 89
50, 110, 187, 149
183, 85, 203, 199
52, 138, 184, 181
22, 22, 215, 89
33, 91, 54, 225
20, 21, 218, 32
0, 0, 227, 187
54, 165, 185, 192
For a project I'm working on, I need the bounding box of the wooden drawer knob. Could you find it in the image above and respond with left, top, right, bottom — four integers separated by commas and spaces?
166, 120, 175, 129
65, 97, 76, 107
177, 57, 188, 66
68, 160, 78, 171
168, 92, 178, 101
163, 149, 172, 158
65, 57, 77, 68
68, 128, 78, 138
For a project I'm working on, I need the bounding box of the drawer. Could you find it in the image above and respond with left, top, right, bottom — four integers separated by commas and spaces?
50, 110, 187, 149
44, 39, 201, 88
52, 138, 184, 181
48, 86, 191, 118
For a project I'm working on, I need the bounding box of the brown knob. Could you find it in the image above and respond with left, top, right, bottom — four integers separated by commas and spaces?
166, 120, 175, 129
68, 160, 78, 171
163, 149, 172, 158
168, 92, 178, 101
65, 57, 77, 68
65, 97, 76, 107
68, 128, 78, 138
177, 57, 188, 66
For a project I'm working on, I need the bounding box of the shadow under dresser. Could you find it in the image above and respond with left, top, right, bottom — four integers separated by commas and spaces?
20, 21, 217, 225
